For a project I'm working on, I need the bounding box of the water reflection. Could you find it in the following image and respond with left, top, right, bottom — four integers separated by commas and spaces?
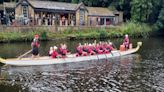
0, 38, 164, 92
0, 54, 141, 92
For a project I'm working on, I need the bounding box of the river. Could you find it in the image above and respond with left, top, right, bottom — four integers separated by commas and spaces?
0, 37, 164, 92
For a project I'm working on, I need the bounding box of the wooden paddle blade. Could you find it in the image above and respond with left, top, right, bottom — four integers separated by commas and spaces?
18, 49, 32, 59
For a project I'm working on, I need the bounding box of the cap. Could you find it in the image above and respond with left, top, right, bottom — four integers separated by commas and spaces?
89, 44, 92, 46
54, 46, 58, 50
50, 47, 53, 50
109, 42, 112, 45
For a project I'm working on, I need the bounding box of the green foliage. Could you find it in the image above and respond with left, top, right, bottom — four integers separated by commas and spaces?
0, 28, 49, 42
155, 6, 164, 31
116, 0, 131, 21
0, 31, 22, 42
71, 0, 78, 3
0, 21, 152, 42
120, 21, 152, 38
131, 0, 153, 22
99, 27, 107, 39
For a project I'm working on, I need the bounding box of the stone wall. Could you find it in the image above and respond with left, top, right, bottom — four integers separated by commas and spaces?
0, 25, 118, 32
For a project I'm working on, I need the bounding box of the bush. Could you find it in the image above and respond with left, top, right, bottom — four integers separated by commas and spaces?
120, 21, 152, 38
0, 21, 153, 42
99, 28, 107, 39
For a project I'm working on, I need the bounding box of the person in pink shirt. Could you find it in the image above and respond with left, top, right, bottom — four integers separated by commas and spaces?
123, 34, 130, 49
51, 46, 59, 58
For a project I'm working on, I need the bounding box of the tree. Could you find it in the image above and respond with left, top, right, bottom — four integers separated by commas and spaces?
71, 0, 78, 3
131, 0, 153, 22
114, 0, 131, 21
155, 6, 164, 31
148, 0, 163, 24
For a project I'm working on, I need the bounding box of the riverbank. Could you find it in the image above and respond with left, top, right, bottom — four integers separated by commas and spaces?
0, 21, 153, 42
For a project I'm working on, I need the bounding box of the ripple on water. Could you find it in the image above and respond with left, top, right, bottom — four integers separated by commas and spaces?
0, 54, 164, 92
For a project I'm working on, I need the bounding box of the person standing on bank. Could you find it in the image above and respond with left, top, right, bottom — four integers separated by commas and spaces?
31, 34, 40, 58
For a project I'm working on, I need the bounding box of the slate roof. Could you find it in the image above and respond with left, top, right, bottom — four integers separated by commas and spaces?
28, 0, 79, 11
87, 7, 115, 17
14, 0, 117, 17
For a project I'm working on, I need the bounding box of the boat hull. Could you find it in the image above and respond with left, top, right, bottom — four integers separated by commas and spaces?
0, 42, 142, 66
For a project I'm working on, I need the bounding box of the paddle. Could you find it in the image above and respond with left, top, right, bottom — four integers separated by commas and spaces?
108, 40, 117, 49
108, 40, 121, 56
18, 49, 32, 59
94, 40, 100, 61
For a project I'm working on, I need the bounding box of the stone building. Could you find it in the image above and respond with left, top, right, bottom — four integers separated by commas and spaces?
87, 7, 123, 26
2, 0, 123, 26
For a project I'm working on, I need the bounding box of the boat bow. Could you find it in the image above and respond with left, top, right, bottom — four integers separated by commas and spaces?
136, 42, 142, 51
0, 57, 6, 64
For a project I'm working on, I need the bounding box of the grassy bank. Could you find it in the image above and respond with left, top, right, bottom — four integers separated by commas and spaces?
51, 21, 153, 40
0, 29, 47, 42
0, 21, 153, 42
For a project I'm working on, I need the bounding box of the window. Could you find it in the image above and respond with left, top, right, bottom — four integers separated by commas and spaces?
106, 18, 110, 25
22, 5, 28, 17
96, 17, 105, 25
79, 9, 85, 25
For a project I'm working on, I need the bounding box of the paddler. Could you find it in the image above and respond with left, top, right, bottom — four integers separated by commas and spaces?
87, 44, 96, 55
76, 43, 83, 56
51, 46, 60, 58
83, 43, 88, 52
123, 34, 130, 50
107, 42, 114, 52
103, 42, 110, 53
48, 47, 53, 56
95, 44, 103, 54
31, 34, 40, 58
99, 42, 105, 53
59, 43, 69, 57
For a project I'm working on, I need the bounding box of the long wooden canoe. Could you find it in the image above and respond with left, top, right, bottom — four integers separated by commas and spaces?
0, 42, 142, 66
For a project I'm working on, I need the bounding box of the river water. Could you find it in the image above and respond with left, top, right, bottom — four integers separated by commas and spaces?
0, 38, 164, 92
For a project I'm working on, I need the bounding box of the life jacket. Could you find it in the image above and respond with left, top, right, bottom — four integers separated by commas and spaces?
76, 47, 83, 55
32, 41, 39, 48
95, 46, 103, 54
90, 46, 95, 50
87, 47, 92, 53
48, 50, 53, 56
99, 45, 103, 50
83, 46, 88, 52
51, 50, 58, 58
109, 46, 114, 51
124, 37, 130, 48
124, 37, 129, 44
107, 45, 113, 51
59, 47, 68, 56
88, 46, 96, 55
